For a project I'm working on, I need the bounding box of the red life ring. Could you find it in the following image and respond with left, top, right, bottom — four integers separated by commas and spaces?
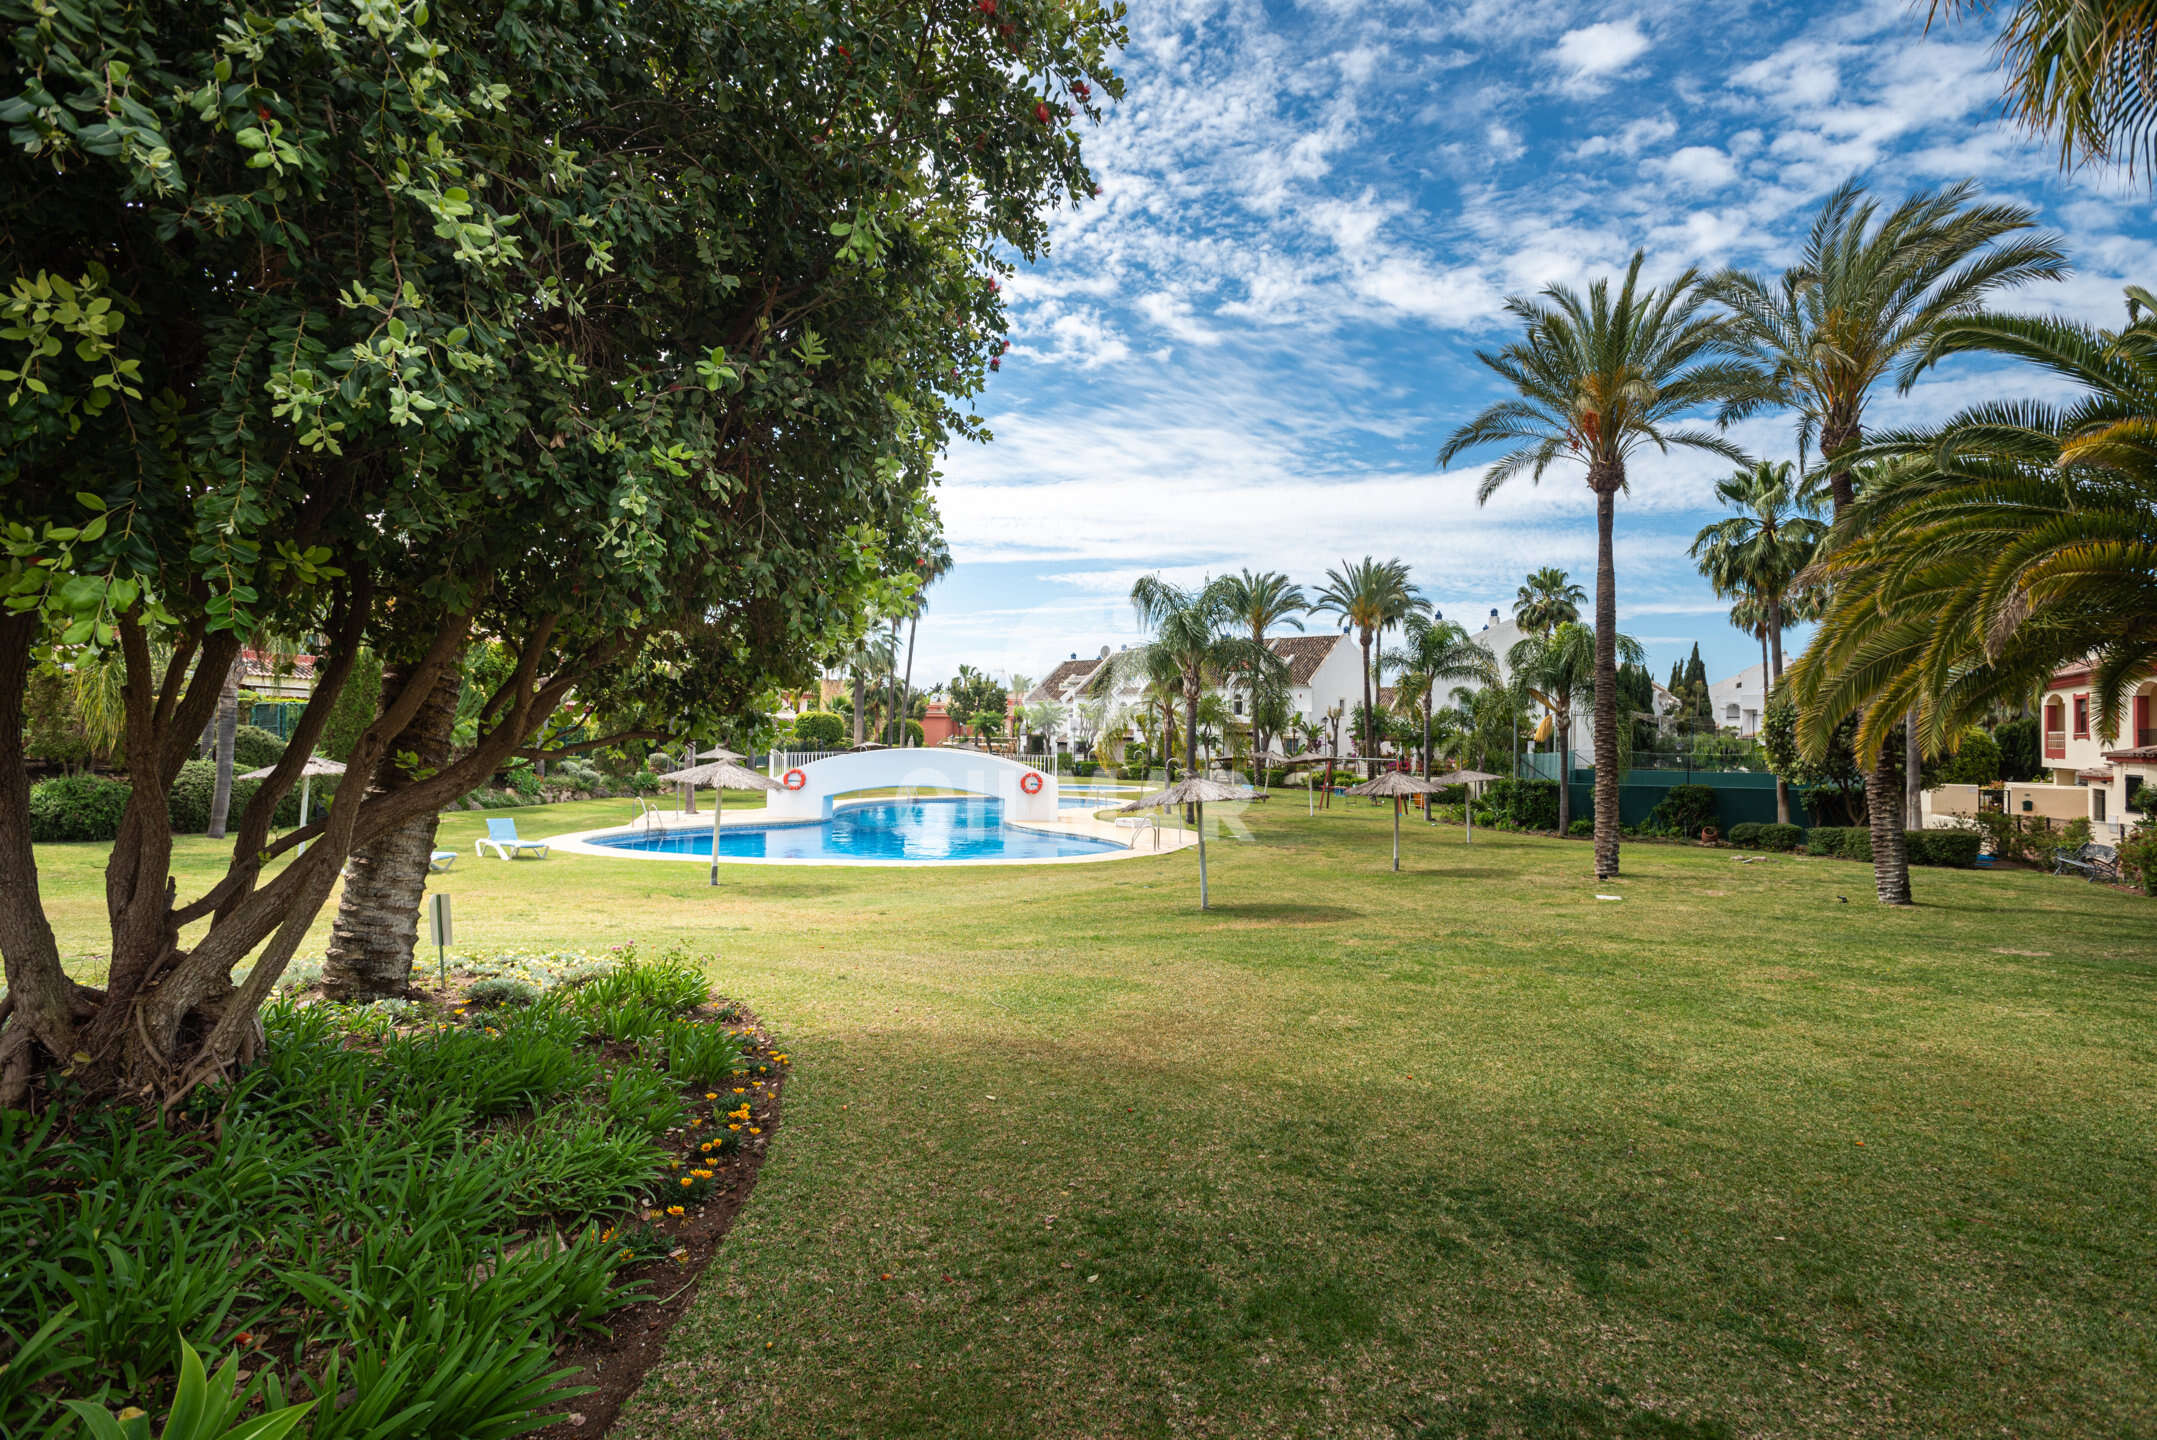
783, 768, 807, 791
1020, 771, 1044, 794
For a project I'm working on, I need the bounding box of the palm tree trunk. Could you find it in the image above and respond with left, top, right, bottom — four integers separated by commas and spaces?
1828, 417, 1909, 904
851, 670, 865, 747
322, 663, 463, 1001
897, 612, 919, 746
205, 660, 243, 838
1421, 705, 1432, 822
1905, 708, 1923, 829
1769, 594, 1789, 825
1590, 482, 1622, 878
1359, 632, 1375, 778
1556, 712, 1572, 832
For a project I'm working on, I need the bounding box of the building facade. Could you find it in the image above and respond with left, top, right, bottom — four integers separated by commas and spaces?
2037, 664, 2156, 837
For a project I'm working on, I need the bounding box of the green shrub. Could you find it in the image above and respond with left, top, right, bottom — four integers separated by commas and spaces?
1992, 717, 2044, 782
465, 977, 539, 1010
166, 758, 303, 834
1807, 825, 1870, 859
628, 770, 663, 795
1567, 817, 1594, 836
1727, 822, 1763, 847
1909, 830, 1983, 868
789, 711, 846, 748
27, 773, 133, 842
1649, 784, 1720, 838
660, 1020, 747, 1087
902, 718, 926, 746
2119, 824, 2157, 895
1926, 728, 2001, 787
1484, 778, 1559, 830
1755, 822, 1805, 852
1071, 760, 1098, 777
230, 722, 286, 771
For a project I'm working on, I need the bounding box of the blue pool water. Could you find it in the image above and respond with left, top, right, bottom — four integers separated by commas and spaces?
592, 796, 1122, 862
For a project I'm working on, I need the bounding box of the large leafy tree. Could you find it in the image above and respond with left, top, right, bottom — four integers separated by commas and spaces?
1709, 181, 2064, 904
1787, 290, 2157, 769
0, 0, 1121, 1108
1312, 557, 1425, 776
1440, 252, 1757, 880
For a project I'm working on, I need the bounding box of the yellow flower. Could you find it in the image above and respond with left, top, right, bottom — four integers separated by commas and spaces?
666, 1205, 684, 1216
680, 1176, 694, 1187
691, 1168, 713, 1179
705, 1092, 718, 1100
732, 1088, 746, 1095
749, 1127, 762, 1135
728, 1124, 741, 1132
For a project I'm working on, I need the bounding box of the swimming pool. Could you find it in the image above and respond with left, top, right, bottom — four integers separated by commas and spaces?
589, 796, 1125, 863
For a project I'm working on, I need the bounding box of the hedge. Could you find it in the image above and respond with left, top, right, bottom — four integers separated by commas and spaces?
789, 712, 845, 747
167, 758, 304, 834
1484, 778, 1559, 830
28, 773, 133, 842
1649, 783, 1719, 837
1802, 824, 1981, 868
1728, 821, 1805, 852
231, 723, 287, 771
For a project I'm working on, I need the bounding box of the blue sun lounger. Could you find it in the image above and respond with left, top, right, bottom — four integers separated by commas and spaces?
475, 817, 549, 860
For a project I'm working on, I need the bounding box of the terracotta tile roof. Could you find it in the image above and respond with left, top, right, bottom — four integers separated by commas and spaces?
2102, 747, 2157, 763
1027, 657, 1100, 704
2077, 766, 2113, 781
1269, 634, 1346, 685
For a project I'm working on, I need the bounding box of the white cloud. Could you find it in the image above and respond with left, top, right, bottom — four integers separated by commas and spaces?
1554, 19, 1651, 90
1658, 145, 1739, 190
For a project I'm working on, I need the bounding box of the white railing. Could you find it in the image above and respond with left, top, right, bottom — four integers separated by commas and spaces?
765, 748, 1070, 775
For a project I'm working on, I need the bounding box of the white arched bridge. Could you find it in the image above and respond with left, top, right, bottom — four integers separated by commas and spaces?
761, 748, 1059, 822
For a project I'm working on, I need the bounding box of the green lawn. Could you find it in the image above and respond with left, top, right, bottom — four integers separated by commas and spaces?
33, 797, 2157, 1437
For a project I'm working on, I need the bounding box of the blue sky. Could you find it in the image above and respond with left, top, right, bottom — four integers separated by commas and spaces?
912, 0, 2157, 693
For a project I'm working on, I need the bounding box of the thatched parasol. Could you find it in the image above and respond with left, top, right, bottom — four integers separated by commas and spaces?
1116, 776, 1246, 910
1344, 771, 1438, 871
1433, 768, 1502, 843
657, 760, 783, 886
697, 745, 744, 762
849, 740, 892, 751
241, 754, 345, 852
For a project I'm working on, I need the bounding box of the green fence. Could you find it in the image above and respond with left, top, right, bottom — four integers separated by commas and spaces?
1525, 752, 1811, 828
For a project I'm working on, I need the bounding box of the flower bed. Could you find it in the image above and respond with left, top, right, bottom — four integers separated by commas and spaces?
0, 945, 786, 1437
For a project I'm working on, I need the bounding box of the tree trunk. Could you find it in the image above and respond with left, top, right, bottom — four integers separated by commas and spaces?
1359, 632, 1375, 778
0, 612, 80, 1108
851, 670, 865, 746
1827, 414, 1910, 904
1906, 708, 1924, 829
321, 663, 463, 1001
1590, 477, 1622, 879
206, 659, 243, 838
1865, 735, 1913, 905
897, 613, 919, 746
1769, 594, 1789, 825
1556, 712, 1572, 832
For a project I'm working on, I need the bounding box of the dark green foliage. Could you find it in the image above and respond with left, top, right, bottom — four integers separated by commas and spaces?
902, 718, 926, 746
1993, 717, 2045, 781
1727, 822, 1762, 846
231, 723, 287, 771
166, 758, 300, 834
1805, 826, 1873, 861
26, 772, 131, 842
22, 669, 93, 768
661, 1021, 748, 1088
1925, 728, 2002, 787
1485, 778, 1560, 830
1909, 830, 1984, 868
1650, 784, 1720, 837
1756, 823, 1805, 852
790, 712, 846, 748
1762, 692, 1866, 825
321, 650, 385, 765
0, 998, 701, 1436
1568, 817, 1595, 836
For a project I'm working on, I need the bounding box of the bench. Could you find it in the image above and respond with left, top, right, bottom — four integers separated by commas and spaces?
2054, 842, 2119, 883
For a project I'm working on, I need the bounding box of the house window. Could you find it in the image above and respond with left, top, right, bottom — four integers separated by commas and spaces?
1233, 697, 1243, 716
2127, 775, 2146, 813
1724, 703, 1740, 721
2073, 695, 2090, 738
2093, 787, 2107, 823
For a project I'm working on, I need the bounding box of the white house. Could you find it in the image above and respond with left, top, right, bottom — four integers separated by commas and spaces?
1707, 662, 1768, 737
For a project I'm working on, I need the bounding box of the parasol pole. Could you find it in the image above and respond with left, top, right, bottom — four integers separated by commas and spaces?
709, 787, 721, 887
1196, 802, 1208, 910
1392, 797, 1401, 872
298, 774, 313, 856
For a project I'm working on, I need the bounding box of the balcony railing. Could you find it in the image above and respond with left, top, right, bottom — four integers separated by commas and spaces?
2044, 728, 2067, 757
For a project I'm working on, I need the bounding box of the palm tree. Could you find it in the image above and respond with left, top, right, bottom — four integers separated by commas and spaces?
1313, 557, 1426, 777
1384, 616, 1498, 791
1930, 1, 2157, 179
1513, 567, 1586, 637
1219, 568, 1306, 775
1088, 577, 1274, 784
1506, 622, 1645, 832
1710, 181, 2067, 903
1690, 460, 1827, 823
891, 541, 952, 746
1790, 289, 2157, 770
1440, 251, 1759, 880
